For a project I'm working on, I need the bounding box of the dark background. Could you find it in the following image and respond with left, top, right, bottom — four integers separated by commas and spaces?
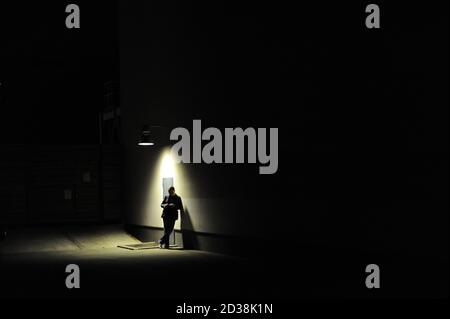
0, 0, 448, 299
0, 1, 118, 144
119, 0, 448, 255
0, 2, 122, 224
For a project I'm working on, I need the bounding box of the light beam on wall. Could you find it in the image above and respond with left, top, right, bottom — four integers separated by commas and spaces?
141, 148, 189, 234
160, 152, 175, 179
160, 152, 175, 198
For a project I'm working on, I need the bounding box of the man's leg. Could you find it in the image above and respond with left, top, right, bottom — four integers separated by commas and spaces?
160, 218, 175, 248
164, 218, 176, 248
160, 218, 168, 246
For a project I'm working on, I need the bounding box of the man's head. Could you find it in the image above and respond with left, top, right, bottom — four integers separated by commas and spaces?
168, 186, 176, 196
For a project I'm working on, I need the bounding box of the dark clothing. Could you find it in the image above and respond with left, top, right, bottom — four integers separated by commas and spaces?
160, 218, 176, 247
160, 194, 183, 220
160, 194, 183, 247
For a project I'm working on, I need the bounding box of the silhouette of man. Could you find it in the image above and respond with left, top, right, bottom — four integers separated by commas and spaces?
159, 186, 183, 249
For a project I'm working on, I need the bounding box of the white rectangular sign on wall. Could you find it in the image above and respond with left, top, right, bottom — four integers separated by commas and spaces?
162, 177, 174, 198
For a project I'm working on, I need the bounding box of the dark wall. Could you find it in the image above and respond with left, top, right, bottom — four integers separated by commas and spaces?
0, 145, 123, 225
0, 2, 122, 226
119, 2, 448, 257
0, 1, 118, 145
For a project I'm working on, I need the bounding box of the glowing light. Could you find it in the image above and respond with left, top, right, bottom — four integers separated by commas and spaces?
138, 142, 155, 146
138, 125, 155, 146
160, 152, 175, 178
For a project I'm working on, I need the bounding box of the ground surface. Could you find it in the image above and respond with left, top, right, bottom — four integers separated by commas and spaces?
0, 225, 448, 299
0, 225, 270, 298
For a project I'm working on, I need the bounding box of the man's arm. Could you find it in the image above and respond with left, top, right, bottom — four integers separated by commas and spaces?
177, 196, 184, 213
161, 196, 169, 209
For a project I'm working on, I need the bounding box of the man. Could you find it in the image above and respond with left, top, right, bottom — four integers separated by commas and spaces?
160, 186, 183, 249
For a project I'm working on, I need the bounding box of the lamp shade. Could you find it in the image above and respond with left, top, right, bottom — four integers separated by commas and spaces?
138, 125, 155, 146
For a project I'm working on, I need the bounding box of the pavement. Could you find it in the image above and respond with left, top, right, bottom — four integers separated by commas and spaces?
0, 224, 448, 299
0, 225, 268, 299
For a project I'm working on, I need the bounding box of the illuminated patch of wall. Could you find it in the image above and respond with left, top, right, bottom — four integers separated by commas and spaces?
142, 147, 189, 231
137, 147, 257, 237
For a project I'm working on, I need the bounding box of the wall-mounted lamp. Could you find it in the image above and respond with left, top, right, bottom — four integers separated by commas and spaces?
138, 125, 155, 146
